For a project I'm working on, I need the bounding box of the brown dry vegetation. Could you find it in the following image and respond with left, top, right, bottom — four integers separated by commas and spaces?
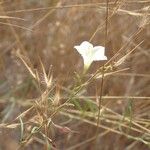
0, 0, 150, 150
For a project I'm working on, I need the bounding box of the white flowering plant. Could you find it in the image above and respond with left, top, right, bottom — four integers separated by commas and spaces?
74, 41, 107, 72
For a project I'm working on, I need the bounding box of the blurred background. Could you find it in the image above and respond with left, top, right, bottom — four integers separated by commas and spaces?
0, 0, 150, 150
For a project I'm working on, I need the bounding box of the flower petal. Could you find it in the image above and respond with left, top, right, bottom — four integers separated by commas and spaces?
80, 41, 93, 50
93, 46, 105, 55
93, 46, 107, 60
74, 41, 93, 56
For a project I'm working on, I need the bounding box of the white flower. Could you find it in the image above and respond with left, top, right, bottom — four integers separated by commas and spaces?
74, 41, 107, 71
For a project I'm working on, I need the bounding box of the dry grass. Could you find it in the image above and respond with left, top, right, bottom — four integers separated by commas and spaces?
0, 0, 150, 150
